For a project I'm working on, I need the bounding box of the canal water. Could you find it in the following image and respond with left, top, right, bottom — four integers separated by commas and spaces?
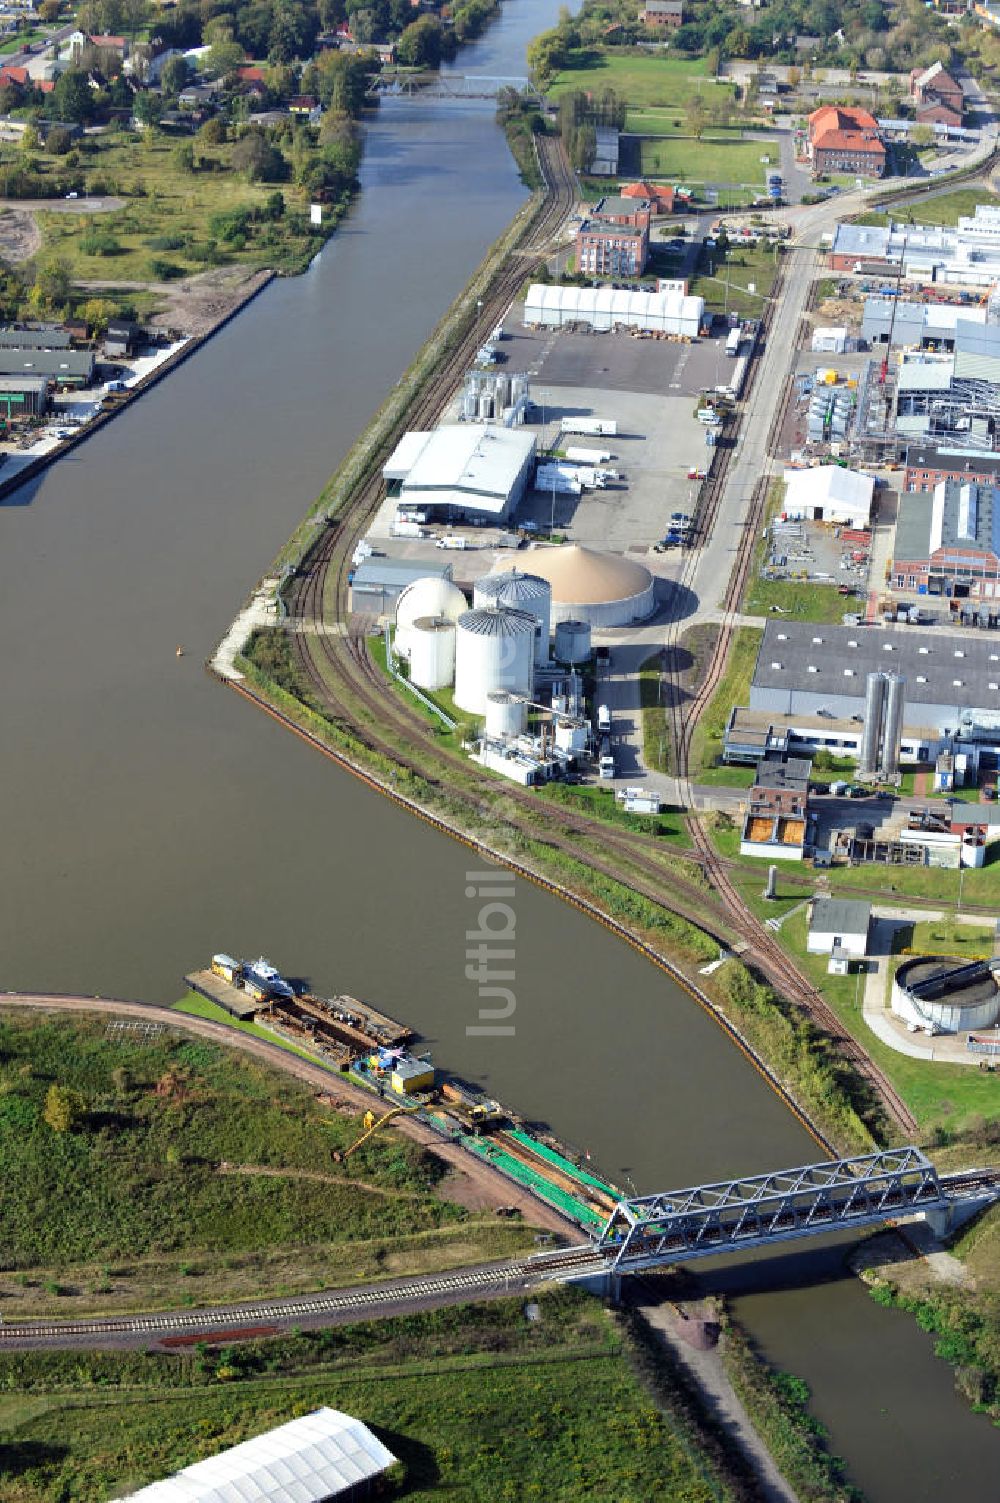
1, 4, 997, 1495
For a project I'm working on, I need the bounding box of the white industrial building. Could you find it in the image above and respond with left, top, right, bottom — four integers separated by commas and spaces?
807, 897, 871, 958
114, 1408, 397, 1502
523, 283, 705, 338
782, 465, 874, 526
830, 204, 1000, 287
382, 424, 536, 522
474, 568, 552, 665
811, 326, 849, 354
517, 544, 656, 626
454, 605, 536, 714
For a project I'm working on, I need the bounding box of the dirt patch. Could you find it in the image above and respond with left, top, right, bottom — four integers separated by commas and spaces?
76, 265, 275, 337
0, 207, 40, 263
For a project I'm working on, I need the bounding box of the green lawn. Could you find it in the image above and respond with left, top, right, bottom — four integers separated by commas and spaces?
743, 578, 858, 623
776, 908, 1000, 1139
549, 49, 730, 110
639, 135, 778, 185
869, 186, 999, 228
535, 779, 691, 844
689, 242, 781, 316
0, 1011, 516, 1312
625, 109, 749, 136
0, 1291, 745, 1503
908, 916, 994, 958
688, 627, 762, 779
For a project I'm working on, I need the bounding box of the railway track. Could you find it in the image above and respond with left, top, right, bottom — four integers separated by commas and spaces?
661, 280, 918, 1137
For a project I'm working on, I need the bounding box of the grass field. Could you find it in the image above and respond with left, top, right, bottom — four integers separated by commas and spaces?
625, 109, 749, 136
0, 1011, 534, 1312
535, 780, 691, 844
743, 577, 857, 623
689, 242, 780, 317
0, 1291, 746, 1503
639, 135, 778, 185
549, 50, 730, 110
688, 626, 762, 780
908, 915, 994, 958
18, 132, 327, 285
859, 186, 998, 229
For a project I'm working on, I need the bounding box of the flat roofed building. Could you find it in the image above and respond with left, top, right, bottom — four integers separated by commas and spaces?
524, 283, 704, 336
593, 195, 652, 229
892, 479, 1000, 601
750, 620, 1000, 739
862, 298, 986, 349
0, 348, 93, 385
591, 126, 619, 176
576, 218, 649, 277
114, 1407, 397, 1502
905, 443, 1000, 493
349, 558, 453, 616
724, 704, 940, 766
830, 204, 1000, 283
0, 373, 48, 416
397, 424, 536, 522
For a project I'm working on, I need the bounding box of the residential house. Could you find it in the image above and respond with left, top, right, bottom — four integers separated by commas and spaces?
638, 0, 683, 25
622, 179, 676, 213
808, 105, 886, 178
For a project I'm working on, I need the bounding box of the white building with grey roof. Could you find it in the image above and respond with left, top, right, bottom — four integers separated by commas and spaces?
892, 479, 1000, 602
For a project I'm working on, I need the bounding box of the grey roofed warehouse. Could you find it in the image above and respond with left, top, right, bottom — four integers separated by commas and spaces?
749, 620, 1000, 734
0, 348, 94, 384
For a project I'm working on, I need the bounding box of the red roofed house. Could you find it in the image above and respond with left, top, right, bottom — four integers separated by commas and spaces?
36, 79, 55, 94
0, 65, 29, 88
237, 65, 267, 83
910, 60, 964, 128
808, 106, 886, 178
622, 180, 675, 213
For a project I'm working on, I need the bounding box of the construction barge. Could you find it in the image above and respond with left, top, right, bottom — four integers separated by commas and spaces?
185, 952, 622, 1233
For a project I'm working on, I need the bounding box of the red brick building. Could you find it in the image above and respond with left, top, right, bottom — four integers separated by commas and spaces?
622, 180, 675, 213
808, 106, 886, 178
638, 0, 683, 25
910, 60, 964, 116
903, 444, 1000, 494
576, 219, 649, 277
593, 195, 652, 231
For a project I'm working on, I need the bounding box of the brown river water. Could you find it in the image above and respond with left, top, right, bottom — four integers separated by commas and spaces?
1, 5, 998, 1494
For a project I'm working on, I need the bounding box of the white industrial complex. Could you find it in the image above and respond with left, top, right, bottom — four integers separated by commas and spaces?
782, 466, 874, 527
383, 424, 537, 522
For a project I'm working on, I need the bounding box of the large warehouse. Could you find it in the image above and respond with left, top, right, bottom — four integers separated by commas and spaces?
748, 620, 1000, 745
523, 284, 705, 337
383, 425, 536, 523
518, 543, 656, 626
783, 465, 874, 526
829, 204, 1000, 285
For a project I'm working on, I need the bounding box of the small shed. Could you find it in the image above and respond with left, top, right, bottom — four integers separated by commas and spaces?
391, 1057, 435, 1095
105, 319, 142, 358
811, 326, 848, 355
807, 896, 871, 958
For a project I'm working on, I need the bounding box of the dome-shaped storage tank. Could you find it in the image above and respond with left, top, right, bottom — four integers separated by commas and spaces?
408, 615, 456, 690
474, 568, 551, 665
394, 576, 467, 656
521, 543, 655, 627
454, 606, 535, 715
485, 690, 528, 739
554, 618, 592, 664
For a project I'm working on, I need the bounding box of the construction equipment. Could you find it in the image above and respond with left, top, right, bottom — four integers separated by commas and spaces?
335, 1103, 423, 1161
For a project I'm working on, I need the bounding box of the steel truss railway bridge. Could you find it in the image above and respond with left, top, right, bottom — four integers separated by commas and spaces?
1, 1149, 997, 1350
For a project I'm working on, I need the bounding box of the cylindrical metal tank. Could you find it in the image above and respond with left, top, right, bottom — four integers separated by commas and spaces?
554, 618, 592, 664
881, 672, 905, 777
478, 391, 493, 420
485, 690, 528, 738
474, 569, 552, 666
555, 719, 588, 753
454, 606, 536, 714
463, 388, 478, 420
408, 615, 456, 690
859, 671, 886, 778
893, 956, 1000, 1033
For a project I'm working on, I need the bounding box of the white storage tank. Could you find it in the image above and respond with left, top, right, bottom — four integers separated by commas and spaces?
554, 618, 592, 664
892, 955, 1000, 1034
474, 568, 552, 666
454, 606, 536, 714
485, 690, 528, 738
408, 615, 456, 690
394, 576, 467, 657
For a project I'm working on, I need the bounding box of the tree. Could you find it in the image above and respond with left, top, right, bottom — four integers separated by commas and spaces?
31, 259, 71, 314
396, 15, 443, 67
82, 296, 116, 333
38, 0, 62, 19
51, 68, 96, 123
206, 29, 246, 79
687, 95, 707, 140
173, 141, 196, 172
133, 89, 161, 126
20, 124, 40, 154
44, 1083, 86, 1133
160, 54, 190, 95
198, 115, 228, 145
232, 128, 287, 181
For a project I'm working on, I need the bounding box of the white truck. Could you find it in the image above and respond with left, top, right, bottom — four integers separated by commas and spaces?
391, 520, 428, 539
535, 463, 582, 496
565, 446, 614, 465
598, 734, 615, 780
435, 535, 468, 550
597, 704, 612, 734
560, 417, 618, 437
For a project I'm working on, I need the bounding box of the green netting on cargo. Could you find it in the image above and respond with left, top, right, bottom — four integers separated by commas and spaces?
504, 1129, 618, 1196
462, 1137, 605, 1229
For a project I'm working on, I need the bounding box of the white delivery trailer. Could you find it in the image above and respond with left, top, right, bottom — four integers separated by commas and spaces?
597, 704, 612, 733
560, 417, 618, 437
391, 520, 429, 538
725, 326, 741, 357
535, 464, 583, 495
598, 734, 615, 780
565, 446, 614, 465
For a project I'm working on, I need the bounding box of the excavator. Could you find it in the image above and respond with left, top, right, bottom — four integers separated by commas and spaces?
332, 1103, 423, 1162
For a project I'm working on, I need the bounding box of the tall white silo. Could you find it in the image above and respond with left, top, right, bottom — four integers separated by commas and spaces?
408, 615, 456, 690
454, 606, 536, 715
474, 568, 551, 666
